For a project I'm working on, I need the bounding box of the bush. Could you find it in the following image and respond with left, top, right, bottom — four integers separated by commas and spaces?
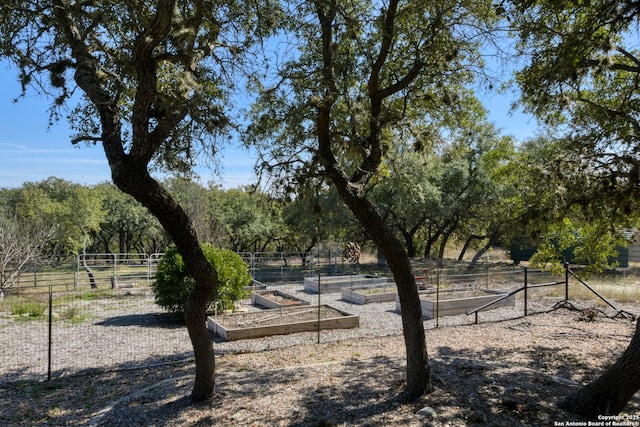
153, 243, 251, 314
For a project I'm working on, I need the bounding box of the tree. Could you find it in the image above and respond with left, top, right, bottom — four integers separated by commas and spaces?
510, 0, 640, 213
372, 150, 439, 258
248, 0, 497, 398
0, 0, 275, 402
211, 188, 283, 252
92, 183, 167, 255
446, 125, 519, 265
165, 178, 214, 243
282, 185, 361, 257
507, 0, 640, 417
0, 213, 56, 294
13, 178, 104, 259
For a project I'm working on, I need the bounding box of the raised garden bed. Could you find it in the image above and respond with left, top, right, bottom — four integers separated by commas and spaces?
207, 304, 359, 341
342, 283, 442, 304
251, 289, 310, 309
396, 289, 515, 319
304, 274, 387, 293
341, 285, 397, 304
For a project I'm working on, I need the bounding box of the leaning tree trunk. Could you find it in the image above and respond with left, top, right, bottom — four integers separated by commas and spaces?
469, 234, 499, 268
384, 238, 433, 398
331, 179, 432, 398
81, 252, 97, 289
111, 164, 217, 402
437, 225, 456, 267
54, 0, 217, 401
559, 319, 640, 418
458, 234, 483, 261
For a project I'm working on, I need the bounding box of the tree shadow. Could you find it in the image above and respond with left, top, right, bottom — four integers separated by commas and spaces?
427, 345, 584, 425
8, 332, 640, 426
0, 350, 196, 426
95, 312, 184, 329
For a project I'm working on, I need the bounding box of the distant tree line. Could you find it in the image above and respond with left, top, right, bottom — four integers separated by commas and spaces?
2, 122, 637, 272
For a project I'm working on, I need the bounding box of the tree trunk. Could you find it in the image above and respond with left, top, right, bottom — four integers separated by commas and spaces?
559, 319, 640, 418
470, 235, 497, 267
400, 229, 417, 258
111, 165, 217, 402
458, 234, 484, 261
53, 0, 217, 401
332, 181, 432, 398
312, 0, 430, 398
81, 252, 97, 289
437, 224, 456, 267
424, 227, 442, 259
386, 241, 433, 399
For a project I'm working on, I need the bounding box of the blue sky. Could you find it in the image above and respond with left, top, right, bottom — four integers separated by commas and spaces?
0, 62, 540, 190
0, 62, 258, 190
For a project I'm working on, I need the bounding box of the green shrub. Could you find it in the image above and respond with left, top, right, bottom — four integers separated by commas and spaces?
153, 243, 251, 314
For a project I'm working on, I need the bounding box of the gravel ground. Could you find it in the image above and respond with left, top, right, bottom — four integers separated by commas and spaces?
1, 281, 635, 381
2, 281, 640, 426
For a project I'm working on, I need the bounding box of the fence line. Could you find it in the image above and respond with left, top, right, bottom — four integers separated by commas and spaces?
2, 257, 640, 384
4, 251, 353, 295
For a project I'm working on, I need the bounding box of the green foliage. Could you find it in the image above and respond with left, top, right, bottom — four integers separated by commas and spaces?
7, 178, 104, 257
57, 306, 90, 324
244, 0, 499, 193
153, 244, 250, 314
529, 215, 626, 276
510, 0, 640, 213
209, 187, 283, 252
92, 182, 166, 254
10, 301, 46, 319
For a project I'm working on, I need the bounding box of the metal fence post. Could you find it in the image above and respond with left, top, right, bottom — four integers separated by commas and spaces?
435, 270, 440, 328
317, 270, 321, 344
564, 262, 569, 300
48, 283, 53, 381
524, 267, 528, 317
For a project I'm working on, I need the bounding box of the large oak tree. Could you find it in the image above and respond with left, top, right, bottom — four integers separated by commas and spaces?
0, 0, 274, 401
247, 0, 498, 398
508, 0, 640, 418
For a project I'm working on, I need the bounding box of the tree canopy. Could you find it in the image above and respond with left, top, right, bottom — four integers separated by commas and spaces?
510, 0, 640, 213
0, 0, 281, 402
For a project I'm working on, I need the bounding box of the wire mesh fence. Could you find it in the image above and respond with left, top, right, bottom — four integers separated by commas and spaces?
0, 287, 193, 383
2, 253, 640, 384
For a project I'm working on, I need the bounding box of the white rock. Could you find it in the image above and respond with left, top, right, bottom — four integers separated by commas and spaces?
416, 406, 437, 419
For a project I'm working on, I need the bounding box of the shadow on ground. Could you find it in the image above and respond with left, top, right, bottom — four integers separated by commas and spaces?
83, 345, 621, 427
95, 312, 184, 328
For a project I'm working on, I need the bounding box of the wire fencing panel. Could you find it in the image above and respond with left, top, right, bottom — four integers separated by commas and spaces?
76, 253, 161, 290
0, 287, 193, 383
0, 254, 189, 384
245, 251, 361, 283
4, 252, 639, 384
0, 291, 50, 382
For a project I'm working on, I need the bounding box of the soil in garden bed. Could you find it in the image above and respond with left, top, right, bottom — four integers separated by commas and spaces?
214, 305, 350, 328
255, 290, 308, 306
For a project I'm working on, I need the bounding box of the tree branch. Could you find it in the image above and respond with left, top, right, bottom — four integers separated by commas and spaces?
71, 135, 102, 145
130, 0, 177, 164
